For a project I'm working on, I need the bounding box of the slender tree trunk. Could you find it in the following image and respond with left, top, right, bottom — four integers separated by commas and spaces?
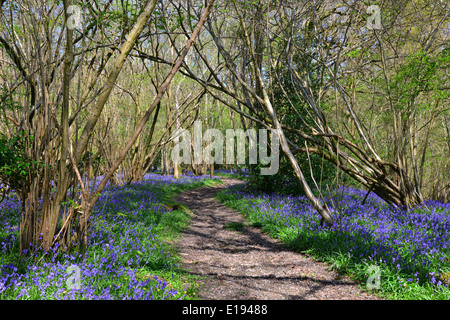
38, 0, 74, 251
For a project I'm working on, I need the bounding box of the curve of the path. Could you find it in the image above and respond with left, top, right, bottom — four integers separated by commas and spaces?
176, 177, 381, 300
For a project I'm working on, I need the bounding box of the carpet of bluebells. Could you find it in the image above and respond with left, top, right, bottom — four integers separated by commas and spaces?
217, 185, 450, 299
0, 173, 217, 300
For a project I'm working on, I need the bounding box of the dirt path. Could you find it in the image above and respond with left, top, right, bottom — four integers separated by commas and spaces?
175, 177, 381, 300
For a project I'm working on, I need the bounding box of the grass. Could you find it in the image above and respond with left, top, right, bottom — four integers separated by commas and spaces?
0, 173, 221, 300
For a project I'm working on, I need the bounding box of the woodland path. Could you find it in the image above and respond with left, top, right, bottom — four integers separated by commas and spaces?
175, 177, 381, 300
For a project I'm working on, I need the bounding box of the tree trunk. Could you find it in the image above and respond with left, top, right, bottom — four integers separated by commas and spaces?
210, 163, 214, 178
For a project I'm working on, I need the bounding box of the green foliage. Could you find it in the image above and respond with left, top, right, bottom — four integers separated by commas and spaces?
0, 131, 36, 191
390, 48, 450, 111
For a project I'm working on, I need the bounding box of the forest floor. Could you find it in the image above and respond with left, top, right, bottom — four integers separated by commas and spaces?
175, 177, 382, 300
